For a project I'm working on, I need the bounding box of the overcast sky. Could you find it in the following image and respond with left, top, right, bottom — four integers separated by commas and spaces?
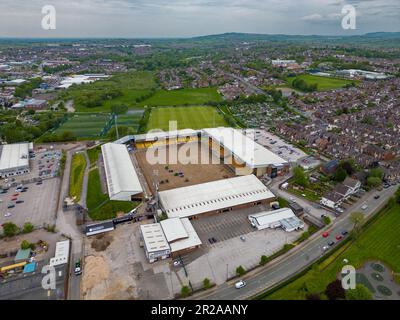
1, 0, 399, 38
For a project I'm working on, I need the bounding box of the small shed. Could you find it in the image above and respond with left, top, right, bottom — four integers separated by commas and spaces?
14, 249, 31, 263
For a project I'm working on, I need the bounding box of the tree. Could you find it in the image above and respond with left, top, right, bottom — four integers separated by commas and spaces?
180, 285, 191, 298
236, 266, 246, 276
323, 216, 331, 225
111, 104, 128, 115
2, 222, 19, 237
349, 211, 365, 229
325, 279, 346, 300
367, 176, 381, 188
334, 167, 347, 182
260, 255, 269, 266
346, 284, 373, 300
203, 278, 211, 289
21, 240, 31, 250
22, 222, 34, 234
293, 166, 309, 188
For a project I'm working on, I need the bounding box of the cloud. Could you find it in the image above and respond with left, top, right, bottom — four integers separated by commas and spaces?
0, 0, 398, 37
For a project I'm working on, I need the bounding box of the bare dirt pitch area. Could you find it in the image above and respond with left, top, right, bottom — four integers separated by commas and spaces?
135, 142, 234, 192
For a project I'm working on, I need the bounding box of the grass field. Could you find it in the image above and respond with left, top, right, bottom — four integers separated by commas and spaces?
139, 88, 223, 106
147, 106, 228, 131
287, 74, 359, 91
54, 111, 143, 139
64, 71, 156, 112
54, 113, 110, 138
86, 168, 137, 220
69, 152, 87, 202
87, 145, 102, 167
264, 203, 400, 300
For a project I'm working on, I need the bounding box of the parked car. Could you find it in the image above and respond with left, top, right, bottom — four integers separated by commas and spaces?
322, 232, 329, 238
173, 260, 181, 267
240, 236, 246, 242
374, 195, 380, 199
16, 200, 24, 204
341, 230, 348, 236
7, 204, 15, 209
335, 234, 343, 241
361, 204, 368, 210
328, 241, 335, 246
235, 280, 246, 289
322, 245, 330, 252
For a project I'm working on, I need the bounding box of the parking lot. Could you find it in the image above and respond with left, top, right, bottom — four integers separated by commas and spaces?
182, 213, 304, 286
244, 129, 307, 163
191, 205, 266, 247
0, 178, 60, 228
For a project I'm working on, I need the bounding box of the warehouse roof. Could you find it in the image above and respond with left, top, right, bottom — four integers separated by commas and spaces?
159, 175, 275, 219
202, 127, 287, 168
101, 143, 143, 199
249, 208, 296, 227
0, 143, 30, 172
140, 223, 170, 253
167, 218, 202, 253
160, 218, 188, 243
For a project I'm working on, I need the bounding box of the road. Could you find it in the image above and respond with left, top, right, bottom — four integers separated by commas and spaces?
55, 146, 85, 300
191, 185, 398, 300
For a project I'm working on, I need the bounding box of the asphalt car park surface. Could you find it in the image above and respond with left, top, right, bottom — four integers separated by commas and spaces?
0, 178, 60, 228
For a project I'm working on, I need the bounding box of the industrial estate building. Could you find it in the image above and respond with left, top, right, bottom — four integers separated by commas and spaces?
248, 208, 305, 232
0, 142, 32, 178
140, 217, 202, 263
101, 142, 143, 201
158, 174, 276, 219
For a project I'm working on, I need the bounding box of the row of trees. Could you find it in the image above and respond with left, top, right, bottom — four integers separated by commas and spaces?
1, 222, 34, 237
291, 78, 318, 92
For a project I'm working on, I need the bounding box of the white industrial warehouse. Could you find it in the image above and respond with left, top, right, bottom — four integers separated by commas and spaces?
248, 208, 305, 232
158, 174, 276, 219
101, 142, 143, 201
0, 142, 32, 178
140, 216, 202, 263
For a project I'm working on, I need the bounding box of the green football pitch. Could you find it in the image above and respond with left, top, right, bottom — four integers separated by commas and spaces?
147, 106, 228, 131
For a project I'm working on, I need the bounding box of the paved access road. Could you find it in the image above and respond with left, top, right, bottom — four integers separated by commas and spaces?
192, 185, 398, 300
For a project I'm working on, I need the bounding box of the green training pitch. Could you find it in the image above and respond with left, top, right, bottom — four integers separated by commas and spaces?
140, 88, 223, 106
287, 74, 359, 91
147, 106, 228, 131
54, 111, 144, 139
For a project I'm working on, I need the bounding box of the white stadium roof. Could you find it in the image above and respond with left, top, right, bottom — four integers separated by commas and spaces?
202, 127, 287, 168
159, 174, 275, 219
0, 143, 30, 171
101, 143, 143, 201
134, 129, 199, 142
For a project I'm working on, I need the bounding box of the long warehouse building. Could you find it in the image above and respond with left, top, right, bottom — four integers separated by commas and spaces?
158, 174, 276, 219
101, 142, 143, 201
